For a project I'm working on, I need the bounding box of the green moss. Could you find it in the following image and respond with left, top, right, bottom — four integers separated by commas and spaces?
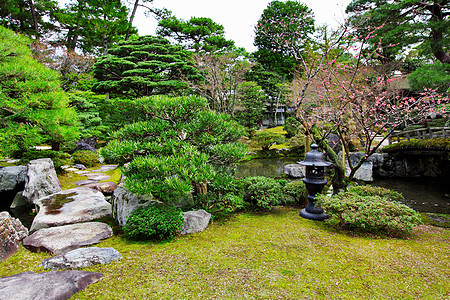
383, 138, 450, 152
3, 208, 449, 299
100, 167, 122, 184
57, 172, 87, 190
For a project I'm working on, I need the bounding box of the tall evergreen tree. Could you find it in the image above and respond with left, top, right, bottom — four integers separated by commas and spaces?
0, 0, 57, 37
0, 26, 79, 156
54, 0, 134, 54
92, 35, 200, 98
157, 15, 234, 52
253, 0, 315, 79
346, 0, 450, 64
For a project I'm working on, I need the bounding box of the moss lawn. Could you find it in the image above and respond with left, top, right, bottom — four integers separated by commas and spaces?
1, 207, 449, 299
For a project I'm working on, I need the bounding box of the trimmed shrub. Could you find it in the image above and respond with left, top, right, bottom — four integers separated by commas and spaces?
243, 176, 284, 209
123, 203, 184, 240
316, 191, 422, 235
347, 185, 403, 202
283, 180, 307, 205
72, 150, 99, 167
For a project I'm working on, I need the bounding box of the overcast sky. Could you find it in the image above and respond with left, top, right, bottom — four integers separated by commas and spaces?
133, 0, 353, 52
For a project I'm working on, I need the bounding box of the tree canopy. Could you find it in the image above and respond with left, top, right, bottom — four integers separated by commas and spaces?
253, 0, 315, 78
92, 35, 200, 98
346, 0, 450, 64
0, 26, 79, 156
157, 15, 235, 52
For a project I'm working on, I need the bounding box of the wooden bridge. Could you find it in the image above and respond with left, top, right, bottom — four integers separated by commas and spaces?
388, 127, 450, 144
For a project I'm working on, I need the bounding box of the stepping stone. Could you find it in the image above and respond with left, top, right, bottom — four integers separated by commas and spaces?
0, 270, 103, 300
74, 170, 90, 175
87, 173, 110, 181
23, 222, 113, 254
82, 182, 117, 195
65, 168, 79, 172
41, 247, 122, 270
99, 165, 119, 171
30, 187, 111, 232
75, 179, 98, 186
73, 164, 86, 170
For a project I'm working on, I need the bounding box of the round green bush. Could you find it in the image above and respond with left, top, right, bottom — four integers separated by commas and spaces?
72, 150, 99, 167
243, 176, 284, 209
123, 203, 184, 240
316, 191, 422, 235
283, 180, 307, 205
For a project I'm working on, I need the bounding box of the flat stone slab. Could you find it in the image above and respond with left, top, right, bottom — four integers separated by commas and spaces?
23, 222, 113, 254
30, 187, 111, 232
41, 247, 122, 270
74, 171, 90, 175
0, 270, 103, 300
75, 179, 99, 186
82, 182, 117, 195
86, 173, 110, 181
91, 165, 118, 172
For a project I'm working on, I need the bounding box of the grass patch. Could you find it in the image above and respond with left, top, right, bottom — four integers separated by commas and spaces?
2, 207, 449, 299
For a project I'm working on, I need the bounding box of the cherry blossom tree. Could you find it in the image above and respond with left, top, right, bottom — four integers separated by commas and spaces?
263, 15, 449, 191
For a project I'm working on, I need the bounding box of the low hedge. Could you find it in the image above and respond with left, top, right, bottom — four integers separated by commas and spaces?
317, 186, 422, 235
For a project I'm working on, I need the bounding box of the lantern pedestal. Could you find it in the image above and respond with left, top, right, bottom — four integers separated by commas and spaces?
297, 144, 331, 221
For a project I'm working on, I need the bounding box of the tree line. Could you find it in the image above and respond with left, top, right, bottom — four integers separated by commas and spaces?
0, 0, 448, 192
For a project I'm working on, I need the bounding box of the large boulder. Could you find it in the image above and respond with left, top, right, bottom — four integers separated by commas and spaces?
23, 222, 113, 254
30, 187, 112, 232
345, 161, 374, 182
22, 158, 61, 204
0, 211, 28, 261
283, 164, 305, 178
0, 270, 103, 300
112, 184, 155, 226
41, 247, 122, 270
0, 166, 27, 192
179, 209, 211, 235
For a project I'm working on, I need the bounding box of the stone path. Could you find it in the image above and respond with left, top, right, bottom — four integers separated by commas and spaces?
69, 164, 119, 186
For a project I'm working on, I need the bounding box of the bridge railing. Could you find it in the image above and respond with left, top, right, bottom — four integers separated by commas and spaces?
388, 127, 450, 144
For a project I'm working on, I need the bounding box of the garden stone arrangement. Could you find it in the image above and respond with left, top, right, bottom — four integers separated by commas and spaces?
0, 158, 214, 299
0, 160, 120, 299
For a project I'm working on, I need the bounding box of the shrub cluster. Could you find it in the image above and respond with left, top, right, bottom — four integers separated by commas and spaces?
123, 203, 184, 240
72, 150, 99, 167
242, 176, 284, 209
317, 186, 422, 235
283, 180, 307, 206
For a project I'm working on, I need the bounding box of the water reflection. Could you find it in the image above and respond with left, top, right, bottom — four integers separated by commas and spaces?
235, 158, 449, 214
235, 157, 299, 178
371, 177, 449, 214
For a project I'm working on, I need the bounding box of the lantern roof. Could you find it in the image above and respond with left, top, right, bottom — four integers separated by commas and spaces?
297, 144, 332, 167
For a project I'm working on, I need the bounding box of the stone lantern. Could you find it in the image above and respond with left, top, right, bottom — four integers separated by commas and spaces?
298, 144, 332, 221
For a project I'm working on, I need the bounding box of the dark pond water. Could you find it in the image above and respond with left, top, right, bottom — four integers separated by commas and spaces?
236, 158, 450, 214
234, 157, 299, 178
372, 177, 450, 214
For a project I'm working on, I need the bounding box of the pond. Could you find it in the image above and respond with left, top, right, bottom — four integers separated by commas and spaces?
234, 157, 299, 178
236, 158, 450, 214
372, 177, 450, 214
